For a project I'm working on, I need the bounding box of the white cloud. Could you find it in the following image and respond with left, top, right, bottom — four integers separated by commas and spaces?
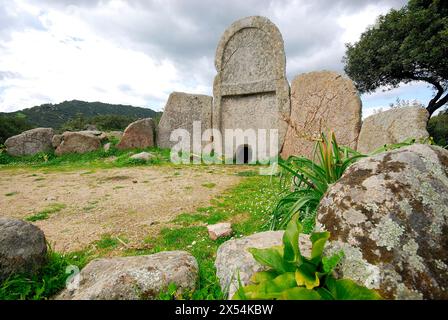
0, 0, 434, 114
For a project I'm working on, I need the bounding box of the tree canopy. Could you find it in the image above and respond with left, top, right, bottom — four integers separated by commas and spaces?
344, 0, 448, 116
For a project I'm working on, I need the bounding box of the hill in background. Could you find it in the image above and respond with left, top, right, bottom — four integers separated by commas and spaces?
0, 100, 162, 144
0, 100, 161, 129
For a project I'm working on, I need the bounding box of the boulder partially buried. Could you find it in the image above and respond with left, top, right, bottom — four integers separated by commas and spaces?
5, 128, 54, 156
281, 71, 362, 159
117, 118, 155, 150
57, 251, 198, 300
0, 217, 48, 282
317, 144, 448, 299
215, 231, 311, 298
55, 131, 103, 155
357, 107, 430, 154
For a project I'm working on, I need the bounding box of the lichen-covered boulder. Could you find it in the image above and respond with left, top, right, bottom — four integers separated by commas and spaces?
0, 217, 48, 281
215, 231, 311, 298
55, 131, 103, 155
56, 251, 198, 300
5, 128, 54, 156
52, 134, 63, 148
317, 144, 448, 299
357, 107, 429, 154
117, 118, 155, 150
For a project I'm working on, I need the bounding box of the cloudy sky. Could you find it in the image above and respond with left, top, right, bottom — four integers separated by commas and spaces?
0, 0, 436, 117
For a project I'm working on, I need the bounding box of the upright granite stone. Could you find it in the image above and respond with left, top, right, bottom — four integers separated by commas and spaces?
357, 107, 430, 154
5, 128, 54, 156
281, 71, 362, 159
317, 144, 448, 299
213, 16, 290, 162
0, 218, 48, 282
117, 118, 155, 150
157, 92, 213, 150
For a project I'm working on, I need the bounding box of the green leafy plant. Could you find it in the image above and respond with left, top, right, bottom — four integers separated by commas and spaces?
269, 132, 365, 231
233, 215, 381, 300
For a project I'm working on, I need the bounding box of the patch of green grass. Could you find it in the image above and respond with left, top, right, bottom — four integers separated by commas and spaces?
236, 170, 258, 177
5, 191, 18, 196
0, 146, 171, 171
201, 182, 216, 189
113, 186, 125, 190
95, 234, 120, 249
0, 248, 89, 300
82, 201, 98, 211
25, 203, 66, 222
34, 177, 45, 181
131, 174, 282, 300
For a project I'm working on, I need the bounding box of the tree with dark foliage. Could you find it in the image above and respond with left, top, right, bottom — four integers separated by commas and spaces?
344, 0, 448, 116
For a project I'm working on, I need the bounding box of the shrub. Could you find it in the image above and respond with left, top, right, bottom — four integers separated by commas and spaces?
428, 111, 448, 147
269, 132, 365, 232
0, 114, 34, 145
233, 215, 381, 300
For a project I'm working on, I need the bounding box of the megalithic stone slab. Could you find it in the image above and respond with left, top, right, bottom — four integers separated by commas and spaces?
156, 92, 213, 150
281, 71, 362, 160
213, 16, 291, 161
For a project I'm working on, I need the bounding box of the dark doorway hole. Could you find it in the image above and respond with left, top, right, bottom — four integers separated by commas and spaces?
236, 144, 253, 164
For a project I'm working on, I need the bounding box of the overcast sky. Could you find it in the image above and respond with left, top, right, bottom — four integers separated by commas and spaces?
0, 0, 436, 117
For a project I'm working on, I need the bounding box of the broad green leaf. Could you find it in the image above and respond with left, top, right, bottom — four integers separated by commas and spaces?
279, 287, 322, 300
322, 251, 344, 273
327, 279, 382, 300
248, 247, 295, 273
310, 231, 330, 262
236, 273, 297, 300
250, 271, 278, 284
316, 287, 334, 300
233, 271, 248, 300
295, 263, 320, 290
282, 214, 302, 264
232, 284, 259, 300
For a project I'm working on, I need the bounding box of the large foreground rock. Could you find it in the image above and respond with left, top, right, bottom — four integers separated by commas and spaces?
57, 251, 198, 300
215, 231, 311, 298
55, 131, 103, 155
281, 71, 361, 159
157, 92, 213, 149
357, 107, 429, 154
117, 118, 155, 150
5, 128, 54, 156
317, 144, 448, 299
0, 218, 47, 281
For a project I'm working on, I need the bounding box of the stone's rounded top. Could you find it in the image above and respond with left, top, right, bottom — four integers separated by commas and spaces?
215, 15, 286, 72
292, 70, 355, 86
357, 106, 430, 154
168, 91, 213, 99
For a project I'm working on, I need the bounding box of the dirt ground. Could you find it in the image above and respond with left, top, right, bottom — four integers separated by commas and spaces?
0, 165, 246, 252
